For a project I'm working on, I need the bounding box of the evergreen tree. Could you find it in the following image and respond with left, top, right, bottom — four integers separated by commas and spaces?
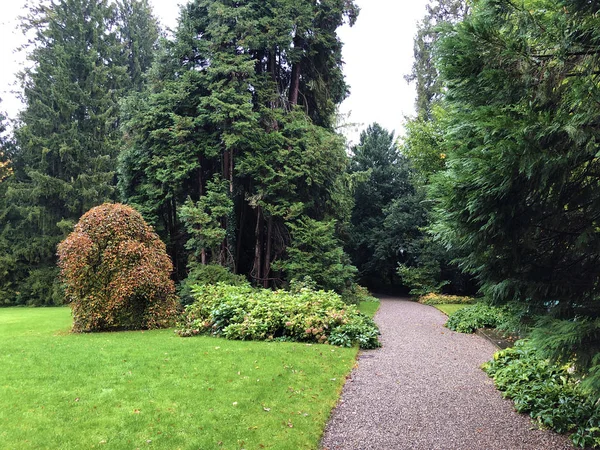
0, 0, 159, 305
120, 0, 358, 289
347, 123, 421, 287
405, 0, 469, 118
432, 0, 600, 390
0, 109, 12, 184
394, 0, 474, 296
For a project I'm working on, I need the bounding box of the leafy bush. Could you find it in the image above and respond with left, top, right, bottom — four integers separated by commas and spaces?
397, 261, 448, 296
445, 303, 503, 333
483, 340, 600, 448
341, 283, 379, 305
418, 293, 475, 305
57, 203, 179, 332
178, 264, 248, 305
275, 217, 357, 293
176, 283, 380, 349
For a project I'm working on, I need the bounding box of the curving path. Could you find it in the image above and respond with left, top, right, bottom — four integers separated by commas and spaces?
321, 297, 573, 450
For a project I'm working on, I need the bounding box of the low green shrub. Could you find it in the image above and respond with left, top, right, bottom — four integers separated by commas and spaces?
445, 303, 503, 333
483, 340, 600, 448
341, 283, 379, 305
418, 293, 475, 305
176, 283, 380, 349
178, 264, 248, 305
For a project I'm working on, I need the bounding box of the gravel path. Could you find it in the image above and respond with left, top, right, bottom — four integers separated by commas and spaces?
321, 297, 573, 450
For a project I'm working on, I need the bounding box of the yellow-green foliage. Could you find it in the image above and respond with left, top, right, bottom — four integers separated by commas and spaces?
177, 283, 380, 349
417, 293, 475, 305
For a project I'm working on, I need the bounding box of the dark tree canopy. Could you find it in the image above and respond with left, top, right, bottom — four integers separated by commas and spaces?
347, 123, 424, 288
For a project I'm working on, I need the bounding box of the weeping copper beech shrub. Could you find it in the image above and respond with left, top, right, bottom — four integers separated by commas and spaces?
58, 203, 179, 332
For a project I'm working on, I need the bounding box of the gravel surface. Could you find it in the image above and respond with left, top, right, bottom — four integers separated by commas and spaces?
321, 297, 573, 450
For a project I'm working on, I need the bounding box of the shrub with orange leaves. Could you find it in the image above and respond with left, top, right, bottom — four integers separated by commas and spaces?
57, 203, 179, 332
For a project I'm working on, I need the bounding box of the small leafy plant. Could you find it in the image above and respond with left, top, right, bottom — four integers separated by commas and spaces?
445, 302, 503, 333
483, 340, 600, 448
176, 283, 380, 349
178, 263, 248, 305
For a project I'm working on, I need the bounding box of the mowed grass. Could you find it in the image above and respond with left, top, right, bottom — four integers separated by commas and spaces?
357, 301, 379, 318
0, 307, 359, 450
434, 303, 470, 316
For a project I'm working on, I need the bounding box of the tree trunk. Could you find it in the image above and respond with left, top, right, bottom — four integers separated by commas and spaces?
289, 61, 301, 106
263, 215, 273, 288
289, 36, 302, 106
229, 149, 234, 193
223, 149, 230, 184
253, 206, 264, 283
236, 201, 246, 273
268, 49, 276, 81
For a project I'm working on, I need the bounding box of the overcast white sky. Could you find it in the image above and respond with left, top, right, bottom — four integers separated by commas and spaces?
0, 0, 428, 144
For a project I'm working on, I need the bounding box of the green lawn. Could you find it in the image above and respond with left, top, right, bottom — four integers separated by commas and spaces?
358, 300, 380, 318
434, 303, 470, 316
0, 307, 358, 450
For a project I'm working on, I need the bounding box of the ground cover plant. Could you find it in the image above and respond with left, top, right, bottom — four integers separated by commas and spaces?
417, 293, 475, 305
0, 307, 359, 449
483, 340, 600, 448
445, 303, 504, 333
176, 284, 380, 349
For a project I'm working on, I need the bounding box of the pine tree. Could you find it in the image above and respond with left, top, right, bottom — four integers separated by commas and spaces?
0, 109, 12, 184
0, 0, 159, 305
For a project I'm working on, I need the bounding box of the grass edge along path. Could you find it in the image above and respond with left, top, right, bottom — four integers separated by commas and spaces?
434, 303, 469, 316
357, 300, 379, 318
0, 306, 361, 450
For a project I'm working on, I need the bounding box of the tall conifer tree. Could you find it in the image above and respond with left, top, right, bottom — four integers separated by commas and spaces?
0, 0, 159, 305
120, 0, 358, 288
432, 0, 600, 389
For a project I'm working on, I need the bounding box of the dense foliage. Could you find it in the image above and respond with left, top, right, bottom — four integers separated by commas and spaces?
347, 123, 426, 288
275, 217, 357, 294
484, 341, 600, 448
0, 0, 159, 305
0, 110, 12, 184
430, 0, 600, 390
119, 0, 359, 290
405, 0, 469, 119
176, 283, 380, 349
445, 303, 503, 334
397, 0, 478, 297
58, 203, 178, 332
178, 263, 248, 305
